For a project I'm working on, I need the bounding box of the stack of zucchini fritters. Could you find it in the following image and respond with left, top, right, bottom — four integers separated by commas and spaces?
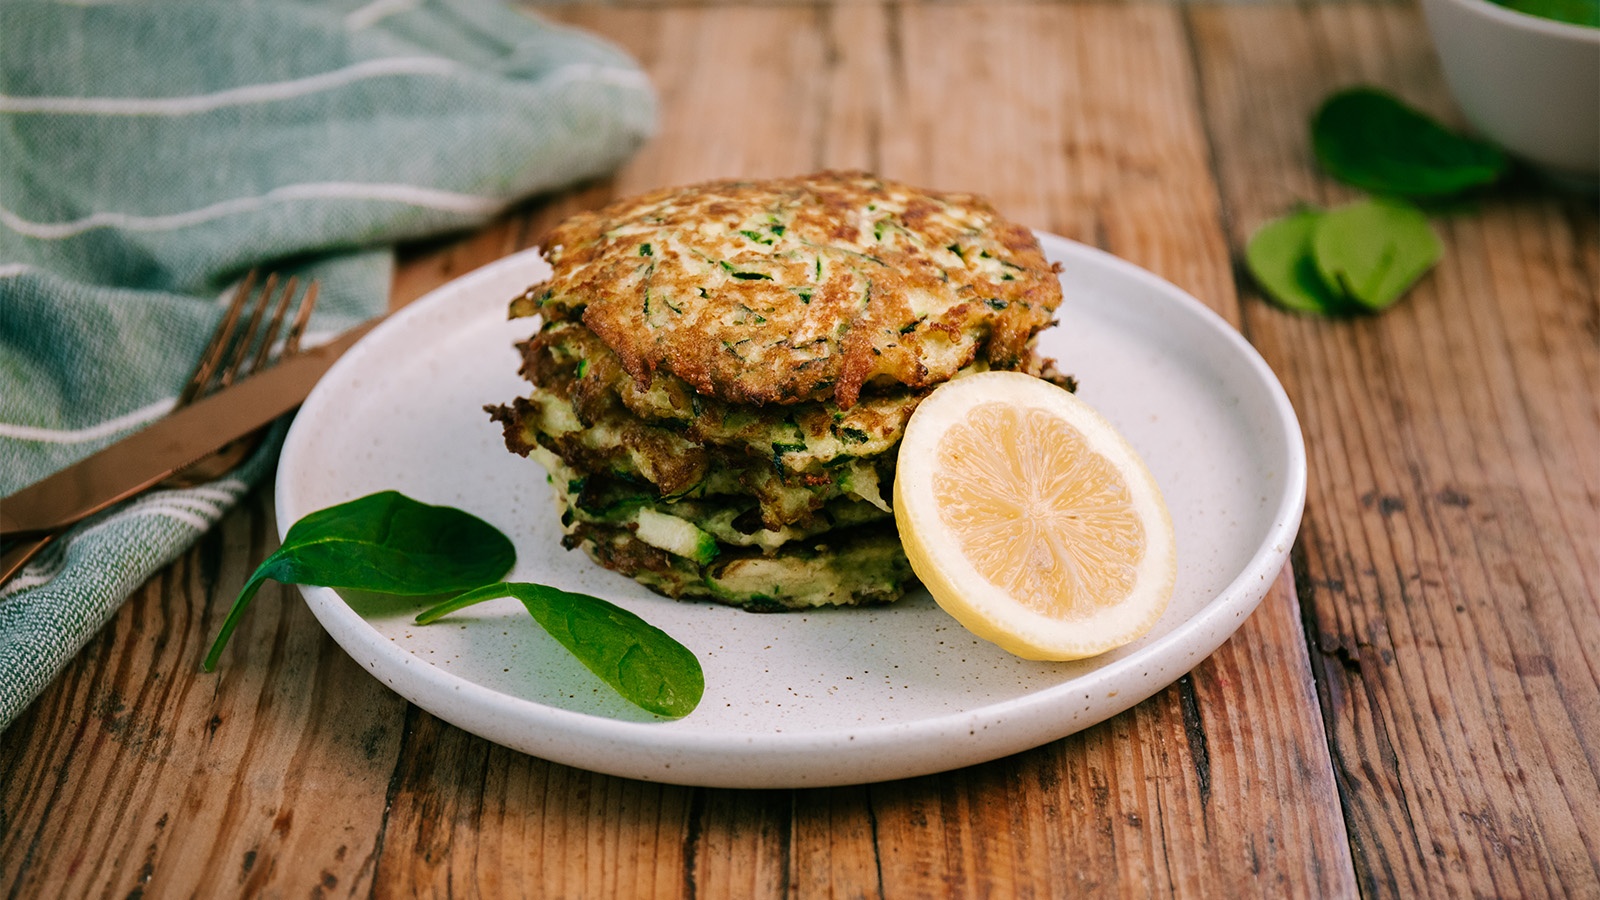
488, 171, 1066, 611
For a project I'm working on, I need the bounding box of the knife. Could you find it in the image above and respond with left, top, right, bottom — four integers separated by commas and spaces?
0, 317, 382, 540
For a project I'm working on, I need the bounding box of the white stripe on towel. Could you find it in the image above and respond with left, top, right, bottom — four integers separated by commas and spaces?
178, 481, 251, 504
0, 57, 462, 117
78, 503, 217, 537
1, 181, 501, 240
539, 63, 654, 93
118, 493, 232, 522
0, 397, 175, 444
346, 0, 420, 31
0, 58, 650, 119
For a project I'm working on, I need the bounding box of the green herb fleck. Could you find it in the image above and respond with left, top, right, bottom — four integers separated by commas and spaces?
985, 298, 1008, 310
771, 439, 807, 470
417, 583, 703, 718
1312, 87, 1508, 198
639, 243, 653, 257
202, 491, 515, 671
718, 259, 772, 280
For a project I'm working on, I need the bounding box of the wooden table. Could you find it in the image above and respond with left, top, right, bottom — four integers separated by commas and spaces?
4, 1, 1596, 896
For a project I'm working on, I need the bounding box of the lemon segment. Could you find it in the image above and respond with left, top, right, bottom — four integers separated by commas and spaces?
893, 371, 1176, 660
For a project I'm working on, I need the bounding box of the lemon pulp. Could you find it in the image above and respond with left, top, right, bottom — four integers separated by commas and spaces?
893, 371, 1176, 660
934, 403, 1144, 619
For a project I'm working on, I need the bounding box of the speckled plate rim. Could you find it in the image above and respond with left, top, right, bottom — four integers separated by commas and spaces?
277, 234, 1307, 788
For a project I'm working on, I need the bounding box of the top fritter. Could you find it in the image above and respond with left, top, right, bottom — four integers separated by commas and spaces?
524, 171, 1063, 408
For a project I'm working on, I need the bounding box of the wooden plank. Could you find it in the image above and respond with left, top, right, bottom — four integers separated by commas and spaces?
560, 1, 1238, 312
3, 3, 1363, 897
863, 570, 1352, 896
370, 717, 697, 896
1191, 3, 1600, 896
0, 501, 400, 897
391, 182, 621, 310
460, 4, 1350, 896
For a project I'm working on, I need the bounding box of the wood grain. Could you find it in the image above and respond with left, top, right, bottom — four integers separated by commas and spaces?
1191, 3, 1600, 896
4, 0, 1594, 897
0, 501, 400, 897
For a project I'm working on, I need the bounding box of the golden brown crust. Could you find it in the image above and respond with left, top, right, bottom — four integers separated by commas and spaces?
483, 323, 902, 525
528, 171, 1062, 408
492, 172, 1068, 609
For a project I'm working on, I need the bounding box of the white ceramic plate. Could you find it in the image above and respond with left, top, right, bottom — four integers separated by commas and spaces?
277, 233, 1306, 788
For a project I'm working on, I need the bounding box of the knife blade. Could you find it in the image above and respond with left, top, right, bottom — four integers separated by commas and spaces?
0, 318, 382, 539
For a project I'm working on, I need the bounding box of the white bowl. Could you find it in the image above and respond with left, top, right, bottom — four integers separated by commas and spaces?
1423, 0, 1600, 186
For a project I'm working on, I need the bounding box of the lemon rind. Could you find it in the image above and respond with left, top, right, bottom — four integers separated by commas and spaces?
893, 372, 1177, 661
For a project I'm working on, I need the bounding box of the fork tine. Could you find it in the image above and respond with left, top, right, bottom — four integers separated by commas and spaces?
2, 273, 324, 589
156, 275, 321, 492
177, 270, 257, 408
217, 272, 278, 389
244, 275, 299, 377
284, 280, 319, 355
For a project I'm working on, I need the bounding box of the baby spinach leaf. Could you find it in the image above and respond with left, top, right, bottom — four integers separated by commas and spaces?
1311, 198, 1443, 311
1313, 88, 1508, 198
202, 491, 515, 671
1492, 0, 1599, 26
1245, 208, 1348, 314
417, 582, 704, 718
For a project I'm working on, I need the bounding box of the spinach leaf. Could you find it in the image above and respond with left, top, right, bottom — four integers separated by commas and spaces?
417, 582, 704, 718
1312, 198, 1443, 311
1312, 88, 1508, 198
1492, 0, 1599, 26
1245, 208, 1348, 314
202, 491, 515, 671
1246, 200, 1443, 314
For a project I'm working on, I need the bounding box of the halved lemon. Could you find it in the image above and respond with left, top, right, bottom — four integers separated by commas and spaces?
893, 371, 1176, 660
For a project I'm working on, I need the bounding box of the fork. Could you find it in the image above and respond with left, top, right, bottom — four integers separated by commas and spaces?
0, 272, 319, 589
161, 271, 318, 487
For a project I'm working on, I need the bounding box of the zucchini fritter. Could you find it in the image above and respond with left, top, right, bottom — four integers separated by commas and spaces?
526, 170, 1063, 408
489, 172, 1067, 610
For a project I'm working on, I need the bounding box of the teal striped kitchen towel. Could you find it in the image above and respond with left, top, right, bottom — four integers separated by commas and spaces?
0, 0, 656, 730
